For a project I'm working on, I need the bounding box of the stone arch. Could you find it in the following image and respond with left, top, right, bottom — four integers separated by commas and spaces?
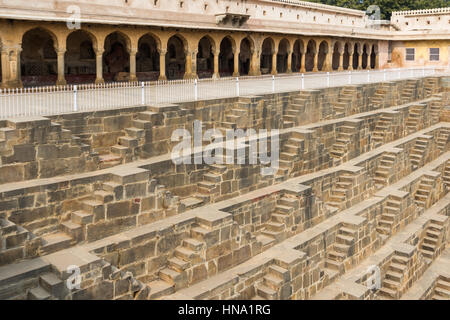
219, 36, 235, 77
362, 43, 369, 69
305, 40, 316, 72
197, 35, 215, 78
21, 27, 59, 86
137, 33, 161, 81
239, 36, 254, 76
332, 41, 342, 71
277, 38, 290, 73
65, 30, 97, 84
317, 41, 328, 71
103, 31, 131, 82
353, 43, 361, 70
260, 37, 274, 75
166, 34, 187, 80
370, 44, 377, 69
292, 39, 304, 72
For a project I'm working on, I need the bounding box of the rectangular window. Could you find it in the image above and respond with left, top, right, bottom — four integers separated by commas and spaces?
430, 48, 440, 61
405, 48, 415, 61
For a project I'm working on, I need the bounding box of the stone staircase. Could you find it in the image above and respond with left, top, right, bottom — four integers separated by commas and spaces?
400, 80, 417, 104
0, 126, 17, 159
326, 174, 355, 211
429, 98, 443, 124
325, 225, 357, 272
431, 276, 450, 300
54, 181, 118, 248
330, 123, 358, 165
110, 111, 164, 166
414, 176, 435, 209
376, 197, 402, 236
377, 252, 409, 299
419, 220, 444, 262
333, 86, 357, 117
437, 128, 450, 152
373, 152, 397, 189
283, 92, 312, 128
259, 197, 298, 246
255, 264, 290, 300
221, 101, 249, 130
406, 104, 425, 135
197, 164, 226, 197
410, 136, 431, 169
370, 84, 390, 110
372, 113, 395, 147
0, 218, 38, 266
444, 162, 450, 190
424, 78, 439, 97
276, 135, 305, 180
27, 272, 64, 300
146, 227, 208, 299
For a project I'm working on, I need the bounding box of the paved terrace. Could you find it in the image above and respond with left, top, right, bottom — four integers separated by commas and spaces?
0, 68, 439, 119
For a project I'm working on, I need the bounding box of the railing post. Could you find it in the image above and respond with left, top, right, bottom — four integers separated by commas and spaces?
349, 71, 352, 85
236, 77, 240, 97
367, 70, 370, 83
73, 85, 78, 111
272, 75, 275, 93
326, 72, 330, 87
398, 68, 401, 79
141, 82, 145, 105
194, 79, 198, 101
384, 69, 387, 81
301, 73, 305, 90
422, 67, 425, 77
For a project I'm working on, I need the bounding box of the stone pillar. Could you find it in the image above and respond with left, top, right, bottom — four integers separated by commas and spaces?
1, 49, 8, 88
287, 51, 292, 73
271, 50, 278, 75
312, 51, 319, 72
324, 50, 332, 71
348, 47, 354, 71
184, 50, 198, 79
300, 52, 306, 73
56, 49, 67, 86
95, 50, 104, 84
213, 50, 220, 79
2, 46, 22, 88
249, 49, 261, 76
357, 50, 362, 70
129, 49, 138, 82
233, 49, 240, 77
338, 51, 344, 71
158, 49, 167, 80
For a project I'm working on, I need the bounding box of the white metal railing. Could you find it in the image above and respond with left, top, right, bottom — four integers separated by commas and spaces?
0, 67, 438, 119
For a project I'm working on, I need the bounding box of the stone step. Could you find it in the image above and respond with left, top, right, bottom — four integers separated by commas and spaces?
118, 136, 138, 148
263, 274, 284, 290
133, 119, 152, 129
40, 233, 72, 255
174, 247, 199, 263
39, 273, 64, 298
111, 145, 130, 156
125, 127, 145, 139
180, 197, 204, 210
203, 173, 221, 183
378, 286, 396, 298
148, 280, 174, 300
256, 284, 277, 300
94, 190, 114, 203
265, 221, 284, 232
386, 270, 403, 282
71, 211, 93, 225
182, 238, 204, 251
27, 286, 51, 300
60, 221, 82, 242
